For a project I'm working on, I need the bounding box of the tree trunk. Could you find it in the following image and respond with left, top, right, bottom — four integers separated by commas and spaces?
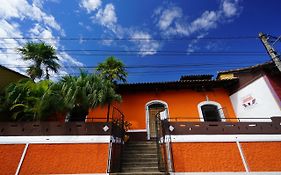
45, 68, 49, 80
106, 103, 110, 122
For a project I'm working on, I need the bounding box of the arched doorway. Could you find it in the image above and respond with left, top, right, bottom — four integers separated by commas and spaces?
146, 100, 168, 140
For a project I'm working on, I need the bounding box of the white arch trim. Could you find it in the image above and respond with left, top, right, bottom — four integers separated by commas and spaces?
197, 101, 225, 122
145, 100, 169, 140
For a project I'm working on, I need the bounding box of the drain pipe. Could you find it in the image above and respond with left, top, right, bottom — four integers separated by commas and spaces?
15, 143, 29, 175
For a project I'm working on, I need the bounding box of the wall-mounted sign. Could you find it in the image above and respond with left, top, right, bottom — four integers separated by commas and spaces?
242, 94, 257, 108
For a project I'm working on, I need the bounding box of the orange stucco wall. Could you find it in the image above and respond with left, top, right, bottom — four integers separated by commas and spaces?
20, 143, 108, 174
0, 144, 25, 175
89, 88, 236, 129
241, 142, 281, 171
172, 142, 245, 172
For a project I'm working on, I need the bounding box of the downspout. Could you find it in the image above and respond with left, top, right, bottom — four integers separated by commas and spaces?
15, 143, 29, 175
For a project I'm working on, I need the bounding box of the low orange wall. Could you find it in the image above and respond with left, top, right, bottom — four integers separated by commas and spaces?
20, 143, 109, 174
241, 142, 281, 171
172, 142, 245, 172
0, 144, 25, 175
89, 88, 236, 129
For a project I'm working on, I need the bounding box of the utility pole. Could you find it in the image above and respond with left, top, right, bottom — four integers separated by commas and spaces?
259, 32, 281, 72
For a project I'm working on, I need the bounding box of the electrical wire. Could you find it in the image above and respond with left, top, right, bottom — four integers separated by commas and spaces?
0, 36, 259, 41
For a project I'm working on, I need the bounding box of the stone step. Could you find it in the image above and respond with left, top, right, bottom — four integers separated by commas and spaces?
121, 162, 158, 167
122, 153, 157, 159
126, 143, 157, 146
125, 146, 157, 150
120, 140, 160, 174
126, 141, 156, 145
123, 149, 157, 154
122, 157, 158, 162
124, 145, 157, 149
121, 166, 159, 172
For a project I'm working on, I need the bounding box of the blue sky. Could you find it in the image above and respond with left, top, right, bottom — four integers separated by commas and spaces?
0, 0, 281, 83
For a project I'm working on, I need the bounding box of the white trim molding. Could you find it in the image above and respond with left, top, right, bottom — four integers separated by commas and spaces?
145, 100, 169, 140
170, 134, 281, 142
0, 135, 111, 144
197, 101, 225, 122
15, 143, 29, 175
236, 140, 249, 172
127, 129, 147, 132
171, 172, 281, 175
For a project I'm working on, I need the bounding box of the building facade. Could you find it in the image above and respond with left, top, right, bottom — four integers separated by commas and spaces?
0, 63, 281, 174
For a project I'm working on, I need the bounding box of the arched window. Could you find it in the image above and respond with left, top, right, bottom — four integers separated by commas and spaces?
198, 101, 225, 122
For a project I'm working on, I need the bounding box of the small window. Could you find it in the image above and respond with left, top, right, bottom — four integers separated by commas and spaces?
201, 104, 221, 122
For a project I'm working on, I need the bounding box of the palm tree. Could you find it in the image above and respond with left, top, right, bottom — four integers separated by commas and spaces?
96, 56, 128, 83
96, 56, 127, 121
59, 72, 121, 122
18, 42, 60, 80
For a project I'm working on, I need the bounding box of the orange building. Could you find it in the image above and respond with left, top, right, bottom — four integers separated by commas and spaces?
89, 74, 238, 140
0, 70, 281, 175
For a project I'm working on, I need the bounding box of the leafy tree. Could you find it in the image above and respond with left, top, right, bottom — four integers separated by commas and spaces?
59, 71, 121, 121
17, 42, 60, 80
96, 56, 127, 121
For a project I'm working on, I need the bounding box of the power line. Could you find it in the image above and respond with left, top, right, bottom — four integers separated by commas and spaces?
2, 61, 265, 69
0, 36, 258, 41
0, 52, 267, 57
0, 47, 266, 53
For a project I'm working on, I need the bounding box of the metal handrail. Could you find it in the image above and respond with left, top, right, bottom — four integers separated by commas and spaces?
106, 106, 125, 173
168, 117, 274, 122
155, 111, 174, 173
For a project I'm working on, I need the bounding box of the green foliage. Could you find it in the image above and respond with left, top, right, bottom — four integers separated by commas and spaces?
17, 42, 60, 80
0, 56, 127, 122
0, 79, 58, 121
59, 71, 121, 121
96, 56, 127, 121
96, 56, 128, 83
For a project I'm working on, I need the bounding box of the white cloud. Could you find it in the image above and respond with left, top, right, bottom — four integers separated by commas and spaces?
29, 23, 58, 47
0, 0, 62, 32
130, 31, 160, 56
186, 33, 207, 53
151, 0, 242, 53
80, 0, 102, 13
156, 6, 182, 30
189, 11, 218, 33
93, 3, 117, 28
222, 0, 240, 17
154, 0, 242, 37
0, 0, 83, 80
82, 2, 160, 56
33, 0, 44, 8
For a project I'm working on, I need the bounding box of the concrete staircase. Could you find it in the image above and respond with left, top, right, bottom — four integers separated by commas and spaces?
115, 141, 165, 175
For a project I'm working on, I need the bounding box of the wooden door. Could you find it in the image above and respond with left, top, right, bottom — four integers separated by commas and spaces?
148, 104, 165, 138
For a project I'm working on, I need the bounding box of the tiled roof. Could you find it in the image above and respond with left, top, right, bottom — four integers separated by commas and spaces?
180, 74, 213, 81
217, 61, 274, 74
117, 78, 238, 91
119, 78, 237, 86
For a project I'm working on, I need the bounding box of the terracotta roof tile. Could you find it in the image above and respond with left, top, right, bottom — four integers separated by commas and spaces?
217, 61, 274, 74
